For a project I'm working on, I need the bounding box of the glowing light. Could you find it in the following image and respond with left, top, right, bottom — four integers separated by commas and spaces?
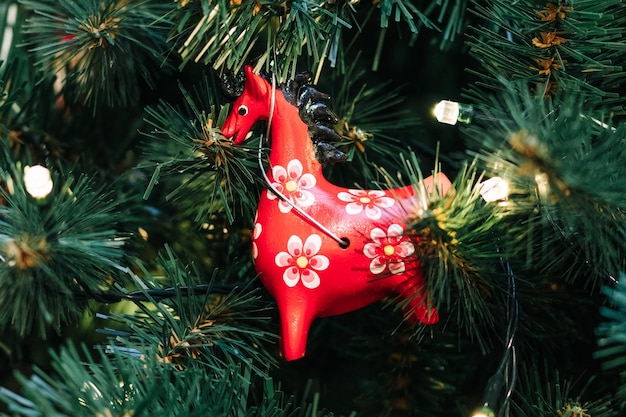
480, 177, 509, 202
23, 165, 53, 199
471, 407, 495, 417
433, 100, 474, 125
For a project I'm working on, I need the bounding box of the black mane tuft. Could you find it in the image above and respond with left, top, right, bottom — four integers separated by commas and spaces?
281, 72, 346, 164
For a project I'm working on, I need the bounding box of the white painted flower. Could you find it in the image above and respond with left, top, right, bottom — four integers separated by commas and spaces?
363, 224, 415, 275
337, 189, 395, 220
267, 159, 316, 213
251, 221, 262, 260
275, 234, 329, 289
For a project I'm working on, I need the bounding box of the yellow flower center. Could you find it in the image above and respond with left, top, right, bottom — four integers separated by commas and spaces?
359, 197, 371, 204
285, 180, 298, 192
296, 256, 309, 268
383, 245, 395, 256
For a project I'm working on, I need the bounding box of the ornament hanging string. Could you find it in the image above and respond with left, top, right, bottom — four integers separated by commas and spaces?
257, 72, 349, 249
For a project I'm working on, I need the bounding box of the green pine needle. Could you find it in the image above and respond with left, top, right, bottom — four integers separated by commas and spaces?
511, 363, 618, 417
466, 0, 626, 105
463, 86, 626, 282
397, 156, 517, 348
0, 160, 129, 337
0, 342, 326, 417
596, 274, 626, 371
141, 73, 260, 225
19, 0, 174, 109
102, 246, 278, 377
322, 56, 422, 184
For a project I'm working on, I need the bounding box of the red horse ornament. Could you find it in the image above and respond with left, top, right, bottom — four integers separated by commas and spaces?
222, 66, 452, 360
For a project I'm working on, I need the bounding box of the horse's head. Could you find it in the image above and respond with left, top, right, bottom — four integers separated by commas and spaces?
221, 66, 271, 145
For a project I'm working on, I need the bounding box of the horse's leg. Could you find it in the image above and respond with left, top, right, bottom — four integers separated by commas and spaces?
395, 278, 439, 325
276, 294, 316, 360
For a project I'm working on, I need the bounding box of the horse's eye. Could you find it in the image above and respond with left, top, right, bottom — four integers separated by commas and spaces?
238, 105, 249, 116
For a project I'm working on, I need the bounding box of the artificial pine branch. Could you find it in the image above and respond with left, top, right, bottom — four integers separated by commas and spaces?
0, 342, 334, 417
19, 0, 174, 109
0, 154, 130, 336
511, 363, 619, 417
596, 273, 626, 406
396, 157, 517, 348
321, 55, 423, 185
466, 0, 626, 106
462, 86, 626, 284
100, 246, 277, 377
141, 71, 261, 224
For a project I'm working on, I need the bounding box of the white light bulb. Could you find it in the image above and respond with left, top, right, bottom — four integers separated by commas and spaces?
434, 100, 460, 125
433, 100, 474, 125
23, 165, 53, 199
480, 177, 509, 202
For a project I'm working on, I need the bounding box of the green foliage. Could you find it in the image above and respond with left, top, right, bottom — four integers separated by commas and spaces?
466, 0, 626, 106
141, 71, 261, 224
2, 0, 626, 415
19, 0, 174, 109
321, 56, 421, 185
398, 156, 517, 348
169, 0, 468, 82
0, 342, 336, 417
511, 363, 619, 417
597, 274, 626, 369
102, 246, 277, 377
0, 156, 129, 336
462, 86, 626, 283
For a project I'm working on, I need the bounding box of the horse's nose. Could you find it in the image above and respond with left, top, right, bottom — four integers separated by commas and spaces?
221, 118, 236, 141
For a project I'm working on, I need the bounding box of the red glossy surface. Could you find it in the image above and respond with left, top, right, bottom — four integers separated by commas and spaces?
222, 66, 451, 360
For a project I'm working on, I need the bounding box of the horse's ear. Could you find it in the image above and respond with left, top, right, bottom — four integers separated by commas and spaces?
244, 65, 269, 100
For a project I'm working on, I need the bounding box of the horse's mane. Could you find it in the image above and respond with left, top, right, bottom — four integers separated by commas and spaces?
221, 67, 346, 164
280, 72, 347, 164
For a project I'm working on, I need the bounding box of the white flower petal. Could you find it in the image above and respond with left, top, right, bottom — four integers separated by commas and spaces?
396, 241, 416, 258
299, 173, 316, 189
369, 258, 386, 274
337, 191, 356, 202
364, 205, 382, 220
287, 159, 303, 179
296, 189, 315, 207
275, 251, 293, 267
388, 260, 406, 275
300, 269, 321, 289
272, 165, 287, 183
278, 200, 293, 213
309, 254, 330, 271
253, 223, 262, 239
287, 235, 304, 257
266, 188, 278, 200
345, 201, 363, 215
283, 267, 300, 287
387, 224, 404, 237
369, 227, 386, 240
375, 196, 395, 208
368, 190, 385, 198
363, 243, 379, 259
303, 234, 322, 256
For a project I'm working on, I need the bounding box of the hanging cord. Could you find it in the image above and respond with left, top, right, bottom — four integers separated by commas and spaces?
76, 283, 241, 304
473, 258, 519, 417
257, 71, 349, 249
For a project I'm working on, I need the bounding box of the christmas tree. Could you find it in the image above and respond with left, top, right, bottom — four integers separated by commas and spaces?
1, 0, 626, 416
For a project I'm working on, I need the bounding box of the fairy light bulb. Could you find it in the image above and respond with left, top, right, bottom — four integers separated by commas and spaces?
433, 100, 474, 125
472, 407, 495, 417
23, 165, 53, 199
480, 177, 510, 202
